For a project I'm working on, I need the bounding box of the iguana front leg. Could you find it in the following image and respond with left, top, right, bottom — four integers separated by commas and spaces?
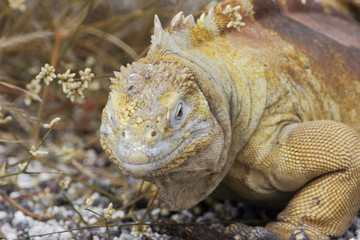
227, 120, 360, 240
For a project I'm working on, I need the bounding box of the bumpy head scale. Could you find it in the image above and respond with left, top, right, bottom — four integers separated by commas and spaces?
109, 61, 194, 124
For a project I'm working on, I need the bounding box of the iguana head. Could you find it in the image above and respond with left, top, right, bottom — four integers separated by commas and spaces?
100, 60, 216, 177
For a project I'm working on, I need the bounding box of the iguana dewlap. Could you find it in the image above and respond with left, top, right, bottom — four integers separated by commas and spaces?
100, 0, 360, 239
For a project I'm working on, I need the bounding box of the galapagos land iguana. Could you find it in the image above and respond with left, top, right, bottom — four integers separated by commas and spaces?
100, 0, 360, 239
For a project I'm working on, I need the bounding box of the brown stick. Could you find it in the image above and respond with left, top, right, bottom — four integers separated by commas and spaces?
0, 189, 50, 221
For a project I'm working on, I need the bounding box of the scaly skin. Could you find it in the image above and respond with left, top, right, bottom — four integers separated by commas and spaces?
100, 0, 360, 239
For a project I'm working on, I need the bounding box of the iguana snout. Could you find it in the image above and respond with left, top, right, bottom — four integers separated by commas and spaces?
118, 122, 160, 147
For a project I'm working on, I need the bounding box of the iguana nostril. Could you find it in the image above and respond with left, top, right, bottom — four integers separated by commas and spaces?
145, 129, 159, 144
151, 130, 157, 137
121, 131, 126, 138
121, 130, 128, 139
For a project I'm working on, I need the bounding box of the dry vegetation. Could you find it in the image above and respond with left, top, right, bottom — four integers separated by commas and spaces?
0, 0, 214, 239
1, 0, 360, 239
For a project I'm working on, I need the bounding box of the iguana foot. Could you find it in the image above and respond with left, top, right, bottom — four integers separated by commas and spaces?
224, 223, 277, 240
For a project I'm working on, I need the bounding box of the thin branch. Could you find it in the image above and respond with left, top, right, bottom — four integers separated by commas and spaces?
84, 28, 138, 60
0, 126, 55, 179
0, 190, 50, 221
85, 208, 111, 240
0, 80, 42, 102
139, 191, 158, 224
62, 193, 88, 225
0, 31, 53, 52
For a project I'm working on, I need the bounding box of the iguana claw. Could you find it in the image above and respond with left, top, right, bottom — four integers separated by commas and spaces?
291, 229, 308, 240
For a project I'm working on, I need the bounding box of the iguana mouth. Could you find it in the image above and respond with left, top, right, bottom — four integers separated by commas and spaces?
123, 138, 187, 165
120, 128, 210, 176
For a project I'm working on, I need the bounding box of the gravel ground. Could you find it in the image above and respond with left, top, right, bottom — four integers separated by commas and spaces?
1, 142, 360, 239
1, 0, 360, 239
2, 125, 360, 239
1, 165, 360, 240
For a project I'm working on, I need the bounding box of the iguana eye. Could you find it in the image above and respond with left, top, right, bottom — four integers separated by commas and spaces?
175, 102, 183, 120
171, 101, 186, 126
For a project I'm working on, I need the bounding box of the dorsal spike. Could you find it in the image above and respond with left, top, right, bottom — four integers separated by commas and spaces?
151, 15, 164, 47
208, 6, 216, 18
170, 11, 184, 28
198, 12, 206, 24
110, 77, 117, 84
183, 14, 196, 27
120, 65, 126, 73
114, 71, 123, 79
154, 14, 164, 39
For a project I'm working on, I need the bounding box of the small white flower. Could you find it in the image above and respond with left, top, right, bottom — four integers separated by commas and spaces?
18, 162, 27, 171
0, 106, 12, 124
36, 64, 56, 85
66, 83, 84, 102
79, 68, 94, 88
84, 197, 95, 209
222, 4, 240, 15
26, 78, 41, 93
104, 203, 115, 219
43, 117, 61, 129
25, 78, 42, 105
0, 112, 12, 124
29, 146, 48, 156
58, 69, 90, 102
131, 225, 149, 237
60, 177, 71, 190
57, 69, 76, 85
8, 0, 26, 11
222, 4, 246, 31
42, 187, 52, 200
227, 20, 246, 31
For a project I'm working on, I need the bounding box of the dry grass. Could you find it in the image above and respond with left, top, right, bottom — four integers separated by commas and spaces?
1, 0, 360, 239
0, 0, 211, 239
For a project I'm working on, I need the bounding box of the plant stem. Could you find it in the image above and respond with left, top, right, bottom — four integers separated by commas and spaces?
0, 126, 54, 179
63, 193, 88, 225
0, 190, 50, 221
33, 29, 63, 145
138, 191, 158, 224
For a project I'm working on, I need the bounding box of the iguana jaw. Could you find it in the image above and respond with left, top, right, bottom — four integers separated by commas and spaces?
105, 121, 213, 177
